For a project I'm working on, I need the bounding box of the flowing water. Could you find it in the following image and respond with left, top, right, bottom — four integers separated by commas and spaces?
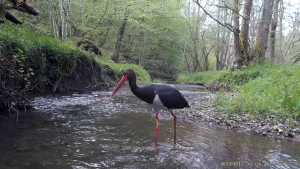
0, 86, 300, 169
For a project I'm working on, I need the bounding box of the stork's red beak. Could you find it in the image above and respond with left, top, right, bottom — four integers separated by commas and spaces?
110, 76, 127, 98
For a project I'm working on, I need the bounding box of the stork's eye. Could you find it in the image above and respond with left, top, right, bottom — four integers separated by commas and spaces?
125, 72, 130, 76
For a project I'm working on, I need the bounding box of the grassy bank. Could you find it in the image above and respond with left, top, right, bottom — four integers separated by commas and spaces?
179, 61, 300, 124
0, 24, 150, 86
95, 56, 150, 83
0, 24, 150, 114
214, 62, 300, 124
0, 24, 103, 93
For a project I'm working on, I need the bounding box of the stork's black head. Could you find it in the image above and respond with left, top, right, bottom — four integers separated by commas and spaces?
123, 69, 136, 81
110, 69, 136, 98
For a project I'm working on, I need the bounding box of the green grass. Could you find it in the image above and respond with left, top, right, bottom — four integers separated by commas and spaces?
214, 61, 276, 90
1, 24, 151, 83
153, 79, 163, 83
177, 70, 226, 83
95, 56, 151, 83
214, 61, 300, 124
0, 23, 95, 60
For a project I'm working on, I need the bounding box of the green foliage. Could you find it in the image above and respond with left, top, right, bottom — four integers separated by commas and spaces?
0, 24, 97, 92
0, 24, 151, 95
177, 71, 226, 83
95, 55, 151, 83
0, 23, 94, 59
29, 0, 188, 75
214, 61, 300, 123
215, 59, 274, 89
153, 79, 162, 83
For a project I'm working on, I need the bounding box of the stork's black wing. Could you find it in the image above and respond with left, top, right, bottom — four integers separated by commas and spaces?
156, 87, 190, 109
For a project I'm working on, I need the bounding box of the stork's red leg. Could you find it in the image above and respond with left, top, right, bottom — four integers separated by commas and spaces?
149, 113, 159, 151
171, 111, 177, 144
155, 112, 159, 147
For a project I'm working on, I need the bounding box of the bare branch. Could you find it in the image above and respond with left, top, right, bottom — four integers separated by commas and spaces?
81, 0, 110, 37
192, 0, 234, 32
73, 5, 107, 26
291, 53, 300, 64
213, 3, 245, 20
61, 4, 79, 36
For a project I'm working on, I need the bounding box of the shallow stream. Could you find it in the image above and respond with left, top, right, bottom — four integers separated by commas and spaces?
0, 86, 299, 168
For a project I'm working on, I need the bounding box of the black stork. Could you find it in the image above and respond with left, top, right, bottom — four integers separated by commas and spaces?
110, 69, 189, 149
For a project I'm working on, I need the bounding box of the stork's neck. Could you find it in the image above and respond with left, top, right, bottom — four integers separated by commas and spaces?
128, 76, 140, 95
127, 75, 154, 104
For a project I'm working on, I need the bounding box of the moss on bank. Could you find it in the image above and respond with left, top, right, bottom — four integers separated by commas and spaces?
0, 24, 150, 114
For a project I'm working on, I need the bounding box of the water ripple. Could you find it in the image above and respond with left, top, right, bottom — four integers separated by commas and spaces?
0, 87, 299, 169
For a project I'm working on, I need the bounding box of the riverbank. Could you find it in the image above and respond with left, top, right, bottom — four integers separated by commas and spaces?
173, 91, 300, 141
106, 83, 300, 141
176, 61, 300, 141
0, 24, 151, 116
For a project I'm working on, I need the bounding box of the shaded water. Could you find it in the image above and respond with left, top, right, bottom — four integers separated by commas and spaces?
0, 87, 300, 169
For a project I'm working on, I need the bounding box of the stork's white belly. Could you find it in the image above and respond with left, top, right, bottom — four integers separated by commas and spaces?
150, 94, 167, 112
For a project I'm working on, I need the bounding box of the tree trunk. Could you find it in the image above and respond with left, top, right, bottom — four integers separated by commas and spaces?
193, 5, 201, 72
48, 3, 52, 35
99, 21, 112, 47
193, 29, 201, 72
223, 31, 231, 69
221, 8, 231, 69
254, 0, 275, 58
200, 32, 210, 71
59, 0, 65, 40
232, 0, 242, 69
183, 41, 191, 73
279, 0, 284, 63
240, 0, 253, 62
112, 12, 129, 63
186, 0, 201, 72
46, 0, 58, 37
249, 4, 255, 48
216, 0, 221, 70
67, 0, 71, 38
270, 0, 280, 62
80, 0, 84, 27
139, 32, 147, 66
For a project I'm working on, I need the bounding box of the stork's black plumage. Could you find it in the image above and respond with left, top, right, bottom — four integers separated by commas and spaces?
110, 69, 190, 150
131, 84, 189, 109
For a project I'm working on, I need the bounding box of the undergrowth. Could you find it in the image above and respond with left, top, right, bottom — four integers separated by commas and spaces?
95, 56, 151, 83
153, 79, 163, 83
0, 24, 151, 85
0, 24, 98, 93
0, 24, 150, 115
214, 60, 300, 124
